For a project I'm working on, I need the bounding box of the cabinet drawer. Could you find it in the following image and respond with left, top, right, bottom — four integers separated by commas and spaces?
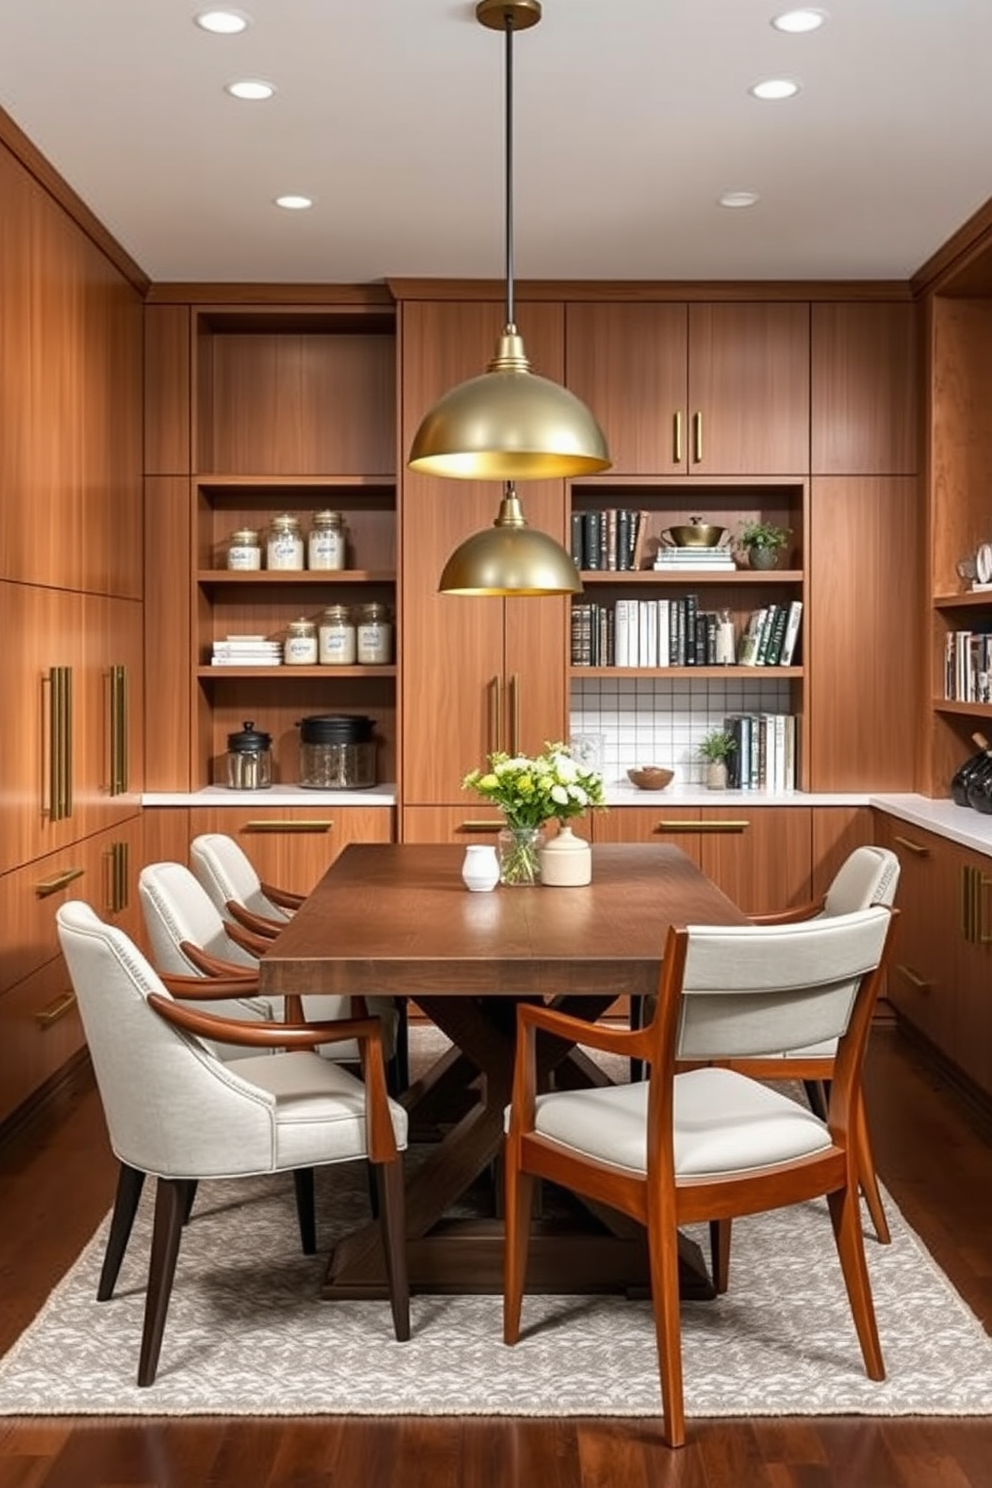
188, 805, 394, 897
0, 956, 85, 1126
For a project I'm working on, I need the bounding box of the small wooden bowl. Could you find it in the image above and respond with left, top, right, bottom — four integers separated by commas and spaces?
627, 766, 674, 791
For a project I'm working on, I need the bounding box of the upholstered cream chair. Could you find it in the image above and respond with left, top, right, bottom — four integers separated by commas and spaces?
189, 832, 302, 938
56, 900, 410, 1386
504, 905, 897, 1449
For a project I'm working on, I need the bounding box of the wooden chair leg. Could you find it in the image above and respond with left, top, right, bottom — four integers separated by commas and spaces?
803, 1078, 829, 1119
646, 1198, 686, 1449
138, 1176, 194, 1387
388, 997, 410, 1095
293, 1167, 317, 1254
827, 1180, 885, 1382
503, 1155, 536, 1345
629, 996, 646, 1082
854, 1095, 890, 1244
374, 1158, 410, 1342
708, 1217, 731, 1295
98, 1162, 145, 1301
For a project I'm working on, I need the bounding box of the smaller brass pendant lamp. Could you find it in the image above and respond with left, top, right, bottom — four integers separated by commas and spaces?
438, 483, 582, 596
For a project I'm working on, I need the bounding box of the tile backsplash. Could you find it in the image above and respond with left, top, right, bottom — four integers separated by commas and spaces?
570, 676, 794, 788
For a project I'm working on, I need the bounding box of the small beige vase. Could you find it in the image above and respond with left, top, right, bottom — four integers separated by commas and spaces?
538, 823, 593, 886
705, 761, 728, 790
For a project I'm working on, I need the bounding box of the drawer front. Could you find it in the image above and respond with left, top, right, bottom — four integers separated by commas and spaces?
0, 956, 85, 1126
188, 805, 394, 897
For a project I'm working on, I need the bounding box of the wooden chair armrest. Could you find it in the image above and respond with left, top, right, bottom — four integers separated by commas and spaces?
226, 900, 284, 939
261, 881, 305, 912
160, 971, 262, 999
225, 920, 271, 958
179, 942, 257, 979
748, 898, 825, 925
516, 1000, 648, 1059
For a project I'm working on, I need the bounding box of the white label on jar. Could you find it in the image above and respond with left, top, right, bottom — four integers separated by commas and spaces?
267, 534, 304, 570
357, 622, 392, 665
228, 544, 261, 571
284, 635, 318, 665
319, 626, 357, 665
309, 531, 345, 570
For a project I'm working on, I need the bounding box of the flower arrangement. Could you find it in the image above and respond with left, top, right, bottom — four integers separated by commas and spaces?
462, 742, 606, 829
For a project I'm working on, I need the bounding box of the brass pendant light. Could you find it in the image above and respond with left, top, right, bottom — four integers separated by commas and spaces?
438, 483, 583, 596
409, 0, 611, 481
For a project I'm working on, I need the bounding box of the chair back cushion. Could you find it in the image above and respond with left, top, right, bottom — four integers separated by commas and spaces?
190, 833, 290, 922
675, 905, 891, 1061
139, 861, 257, 973
823, 845, 900, 916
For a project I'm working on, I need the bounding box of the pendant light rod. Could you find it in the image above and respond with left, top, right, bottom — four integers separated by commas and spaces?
503, 14, 515, 328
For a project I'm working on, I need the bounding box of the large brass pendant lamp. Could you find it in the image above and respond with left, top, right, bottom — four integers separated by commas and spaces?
438, 482, 583, 595
408, 0, 611, 481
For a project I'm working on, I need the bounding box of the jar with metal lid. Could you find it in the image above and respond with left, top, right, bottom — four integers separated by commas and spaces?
266, 513, 304, 571
297, 714, 376, 790
224, 721, 273, 790
227, 527, 262, 571
308, 510, 347, 571
318, 605, 357, 665
356, 602, 393, 665
283, 616, 318, 666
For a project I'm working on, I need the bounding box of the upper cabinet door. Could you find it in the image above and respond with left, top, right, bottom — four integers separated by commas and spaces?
687, 303, 811, 475
565, 303, 689, 474
811, 302, 919, 475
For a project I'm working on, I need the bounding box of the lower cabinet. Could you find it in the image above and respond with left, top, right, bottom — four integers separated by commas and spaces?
186, 805, 395, 898
592, 805, 812, 915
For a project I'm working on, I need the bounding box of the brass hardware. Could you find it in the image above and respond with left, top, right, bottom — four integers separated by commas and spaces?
691, 411, 703, 464
241, 821, 333, 833
895, 964, 931, 991
107, 840, 129, 913
35, 990, 77, 1028
673, 410, 682, 464
109, 665, 128, 796
35, 866, 85, 898
459, 820, 503, 833
893, 835, 929, 857
509, 672, 520, 756
962, 864, 972, 941
45, 666, 74, 822
492, 674, 504, 755
657, 819, 748, 833
980, 874, 992, 946
960, 863, 990, 944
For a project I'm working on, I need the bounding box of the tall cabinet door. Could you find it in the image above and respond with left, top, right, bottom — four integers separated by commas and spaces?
399, 299, 569, 812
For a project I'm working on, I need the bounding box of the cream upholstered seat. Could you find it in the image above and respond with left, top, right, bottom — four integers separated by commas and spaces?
56, 900, 409, 1386
504, 904, 897, 1450
189, 832, 302, 938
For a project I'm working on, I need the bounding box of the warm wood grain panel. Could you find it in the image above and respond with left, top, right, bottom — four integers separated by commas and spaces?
811, 302, 920, 475
811, 805, 875, 898
145, 303, 191, 475
144, 476, 192, 791
187, 805, 394, 898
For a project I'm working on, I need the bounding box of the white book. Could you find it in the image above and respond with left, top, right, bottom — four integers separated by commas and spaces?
639, 601, 653, 668
614, 600, 630, 668
778, 601, 804, 667
645, 600, 659, 667
656, 599, 670, 667
784, 715, 797, 791
738, 609, 767, 667
773, 713, 786, 792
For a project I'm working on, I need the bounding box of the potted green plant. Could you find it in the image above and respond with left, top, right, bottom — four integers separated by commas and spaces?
698, 728, 736, 790
737, 519, 791, 570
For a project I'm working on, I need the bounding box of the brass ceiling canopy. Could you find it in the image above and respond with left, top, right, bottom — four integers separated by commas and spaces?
438, 484, 583, 596
408, 0, 611, 482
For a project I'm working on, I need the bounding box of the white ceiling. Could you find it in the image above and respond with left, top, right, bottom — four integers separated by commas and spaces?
1, 0, 991, 287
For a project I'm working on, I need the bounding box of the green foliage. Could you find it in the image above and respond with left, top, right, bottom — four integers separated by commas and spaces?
737, 520, 790, 551
698, 728, 737, 762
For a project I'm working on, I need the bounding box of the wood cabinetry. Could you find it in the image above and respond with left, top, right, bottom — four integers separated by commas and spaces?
565, 301, 810, 476
187, 804, 393, 898
399, 300, 569, 813
593, 805, 812, 914
811, 301, 919, 475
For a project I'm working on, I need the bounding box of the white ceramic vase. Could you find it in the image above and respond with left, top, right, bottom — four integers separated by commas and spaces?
538, 823, 592, 887
461, 843, 500, 892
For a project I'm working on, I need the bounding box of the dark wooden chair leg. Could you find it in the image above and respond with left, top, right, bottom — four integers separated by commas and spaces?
708, 1217, 731, 1294
98, 1162, 145, 1301
183, 1180, 198, 1225
293, 1167, 317, 1254
138, 1176, 194, 1387
629, 995, 646, 1082
374, 1158, 410, 1342
388, 997, 410, 1095
803, 1078, 829, 1119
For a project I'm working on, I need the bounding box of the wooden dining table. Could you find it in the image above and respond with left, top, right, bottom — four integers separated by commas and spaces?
257, 841, 749, 1301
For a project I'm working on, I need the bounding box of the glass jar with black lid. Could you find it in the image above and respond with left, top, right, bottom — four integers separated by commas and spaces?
297, 714, 376, 789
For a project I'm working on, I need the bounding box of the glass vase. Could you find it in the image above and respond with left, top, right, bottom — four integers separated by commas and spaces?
497, 825, 545, 886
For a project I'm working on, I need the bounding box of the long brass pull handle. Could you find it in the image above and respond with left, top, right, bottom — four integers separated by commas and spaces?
106, 840, 129, 913
109, 665, 128, 796
36, 990, 77, 1028
509, 672, 520, 757
35, 866, 85, 898
895, 964, 931, 991
673, 411, 682, 464
692, 411, 702, 464
459, 820, 503, 833
979, 873, 992, 945
492, 674, 504, 756
241, 821, 333, 833
962, 864, 974, 941
893, 835, 929, 857
657, 820, 749, 833
45, 667, 73, 822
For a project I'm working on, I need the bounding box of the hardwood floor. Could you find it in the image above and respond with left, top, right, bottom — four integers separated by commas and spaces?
1, 1026, 990, 1487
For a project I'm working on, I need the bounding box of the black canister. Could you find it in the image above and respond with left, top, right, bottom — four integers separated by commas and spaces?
225, 721, 273, 789
297, 714, 377, 790
951, 732, 992, 807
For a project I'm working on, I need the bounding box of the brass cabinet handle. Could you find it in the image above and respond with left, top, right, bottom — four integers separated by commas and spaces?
691, 411, 703, 465
962, 863, 974, 941
980, 873, 992, 946
241, 821, 333, 833
895, 964, 931, 991
960, 863, 992, 944
893, 835, 929, 857
35, 990, 77, 1028
491, 674, 504, 756
35, 866, 85, 898
509, 672, 520, 757
657, 819, 749, 834
458, 820, 502, 833
106, 839, 129, 913
45, 666, 74, 822
673, 410, 682, 464
109, 665, 128, 796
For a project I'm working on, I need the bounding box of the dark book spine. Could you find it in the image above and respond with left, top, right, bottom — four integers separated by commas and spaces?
570, 511, 585, 571
584, 512, 602, 570
683, 593, 698, 666
616, 509, 631, 571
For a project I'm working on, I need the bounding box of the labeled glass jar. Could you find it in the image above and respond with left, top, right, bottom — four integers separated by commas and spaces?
318, 605, 357, 665
283, 617, 318, 666
308, 510, 347, 571
226, 527, 262, 571
356, 602, 393, 665
266, 513, 304, 571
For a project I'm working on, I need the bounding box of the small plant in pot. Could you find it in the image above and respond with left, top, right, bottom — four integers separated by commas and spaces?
737, 520, 791, 571
698, 728, 736, 790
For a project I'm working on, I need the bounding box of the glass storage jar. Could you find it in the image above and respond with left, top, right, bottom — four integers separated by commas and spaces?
297, 714, 377, 790
226, 527, 262, 571
224, 721, 273, 790
283, 617, 318, 666
318, 605, 357, 665
266, 513, 304, 570
356, 602, 393, 664
308, 510, 347, 571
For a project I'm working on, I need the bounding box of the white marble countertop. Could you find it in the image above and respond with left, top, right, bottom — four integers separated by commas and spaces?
602, 785, 870, 808
867, 793, 992, 856
142, 783, 397, 808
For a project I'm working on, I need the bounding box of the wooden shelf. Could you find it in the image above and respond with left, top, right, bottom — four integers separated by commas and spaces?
934, 699, 992, 718
934, 591, 992, 611
197, 569, 395, 586
579, 569, 803, 586
198, 665, 397, 680
195, 474, 395, 489
570, 666, 803, 680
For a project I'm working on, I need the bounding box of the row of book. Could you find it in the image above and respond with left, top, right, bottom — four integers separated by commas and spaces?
944, 629, 992, 704
570, 509, 652, 571
722, 713, 799, 792
570, 597, 802, 669
210, 634, 283, 667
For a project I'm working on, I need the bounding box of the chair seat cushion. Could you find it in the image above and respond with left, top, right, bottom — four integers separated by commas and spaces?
521, 1066, 831, 1178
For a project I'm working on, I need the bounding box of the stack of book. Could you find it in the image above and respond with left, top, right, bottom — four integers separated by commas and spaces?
945, 629, 992, 703
653, 545, 736, 573
570, 509, 648, 571
210, 634, 283, 666
724, 713, 799, 792
737, 601, 803, 667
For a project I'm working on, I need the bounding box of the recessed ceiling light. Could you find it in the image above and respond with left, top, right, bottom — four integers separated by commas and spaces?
719, 191, 760, 209
749, 78, 801, 100
195, 9, 251, 34
275, 195, 314, 211
225, 79, 276, 101
771, 9, 828, 33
